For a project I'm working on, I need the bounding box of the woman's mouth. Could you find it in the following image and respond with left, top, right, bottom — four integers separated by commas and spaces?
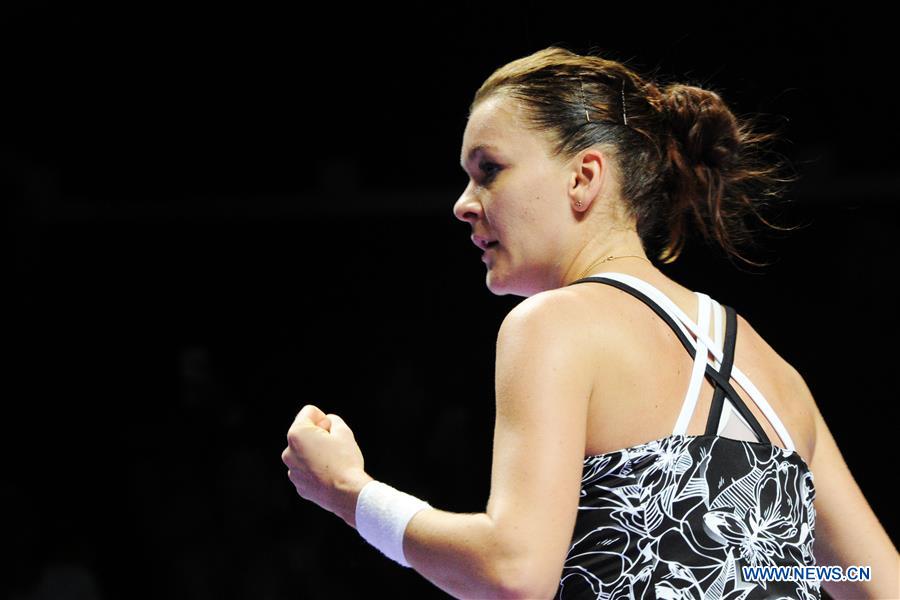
482, 242, 499, 262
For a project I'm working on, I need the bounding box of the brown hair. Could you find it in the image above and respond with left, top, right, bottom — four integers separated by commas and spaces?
468, 45, 802, 269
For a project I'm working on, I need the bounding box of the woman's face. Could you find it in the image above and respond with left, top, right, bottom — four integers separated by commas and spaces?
454, 94, 598, 297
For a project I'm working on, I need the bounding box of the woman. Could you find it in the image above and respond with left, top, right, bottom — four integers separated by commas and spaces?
281, 46, 898, 599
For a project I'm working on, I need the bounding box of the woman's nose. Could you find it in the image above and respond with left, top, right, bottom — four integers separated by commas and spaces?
453, 187, 481, 223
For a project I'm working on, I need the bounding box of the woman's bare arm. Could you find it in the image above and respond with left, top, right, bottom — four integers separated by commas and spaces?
333, 475, 509, 599
795, 370, 900, 598
335, 290, 596, 599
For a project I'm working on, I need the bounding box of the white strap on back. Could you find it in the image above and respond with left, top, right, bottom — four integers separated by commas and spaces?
672, 292, 711, 436
712, 293, 724, 370
586, 271, 796, 452
674, 293, 761, 442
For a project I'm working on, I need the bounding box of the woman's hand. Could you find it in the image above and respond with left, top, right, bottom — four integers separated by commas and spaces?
281, 404, 374, 528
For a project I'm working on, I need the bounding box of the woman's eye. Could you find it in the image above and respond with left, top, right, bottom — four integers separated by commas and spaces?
479, 162, 500, 182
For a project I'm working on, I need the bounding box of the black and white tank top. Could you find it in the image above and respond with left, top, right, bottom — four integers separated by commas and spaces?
555, 272, 819, 600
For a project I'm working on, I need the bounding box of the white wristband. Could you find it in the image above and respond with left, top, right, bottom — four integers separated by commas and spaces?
355, 480, 433, 568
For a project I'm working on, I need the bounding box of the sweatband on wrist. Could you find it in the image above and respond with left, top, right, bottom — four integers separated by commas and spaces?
355, 480, 433, 568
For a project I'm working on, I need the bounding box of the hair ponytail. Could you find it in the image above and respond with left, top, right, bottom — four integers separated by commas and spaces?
655, 83, 800, 266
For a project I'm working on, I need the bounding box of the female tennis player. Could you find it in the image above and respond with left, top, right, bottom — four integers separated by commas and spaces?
282, 46, 899, 599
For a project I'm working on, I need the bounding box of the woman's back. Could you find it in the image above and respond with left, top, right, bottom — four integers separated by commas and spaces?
567, 268, 816, 462
554, 269, 821, 599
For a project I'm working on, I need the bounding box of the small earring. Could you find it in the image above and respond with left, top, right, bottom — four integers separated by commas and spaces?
575, 200, 583, 208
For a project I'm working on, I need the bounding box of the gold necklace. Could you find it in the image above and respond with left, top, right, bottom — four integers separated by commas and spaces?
572, 255, 653, 282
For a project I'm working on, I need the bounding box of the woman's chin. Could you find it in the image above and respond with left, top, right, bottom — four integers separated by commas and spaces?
484, 268, 507, 294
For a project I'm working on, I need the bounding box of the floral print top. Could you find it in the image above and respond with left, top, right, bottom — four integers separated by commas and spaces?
556, 273, 819, 600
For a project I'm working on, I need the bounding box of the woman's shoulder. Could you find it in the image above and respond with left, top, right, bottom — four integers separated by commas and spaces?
511, 275, 662, 350
525, 281, 637, 336
500, 286, 630, 368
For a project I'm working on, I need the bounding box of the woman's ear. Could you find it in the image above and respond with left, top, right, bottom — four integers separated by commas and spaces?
570, 151, 604, 213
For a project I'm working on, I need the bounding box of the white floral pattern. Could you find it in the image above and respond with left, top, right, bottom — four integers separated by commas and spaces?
555, 433, 819, 600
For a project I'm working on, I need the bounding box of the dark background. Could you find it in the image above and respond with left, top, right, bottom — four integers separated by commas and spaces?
4, 3, 896, 599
